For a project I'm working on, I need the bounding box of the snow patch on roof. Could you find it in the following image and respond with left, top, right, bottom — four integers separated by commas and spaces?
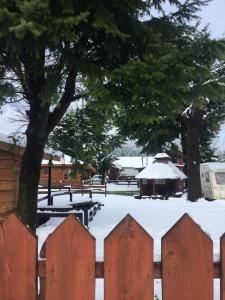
0, 133, 61, 159
42, 154, 85, 165
136, 162, 187, 180
114, 156, 154, 169
0, 133, 26, 148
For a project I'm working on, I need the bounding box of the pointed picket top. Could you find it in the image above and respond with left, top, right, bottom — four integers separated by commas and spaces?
41, 213, 95, 258
162, 213, 212, 242
4, 212, 37, 238
105, 213, 153, 242
45, 214, 95, 300
220, 233, 225, 300
0, 213, 37, 300
162, 213, 213, 300
104, 214, 154, 300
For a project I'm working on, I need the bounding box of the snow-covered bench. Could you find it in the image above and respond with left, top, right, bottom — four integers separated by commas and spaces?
37, 201, 103, 227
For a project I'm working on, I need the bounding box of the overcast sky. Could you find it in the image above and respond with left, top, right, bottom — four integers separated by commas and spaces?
198, 0, 225, 38
1, 0, 225, 149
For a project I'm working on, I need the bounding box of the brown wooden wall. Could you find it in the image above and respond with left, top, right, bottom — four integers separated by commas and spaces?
0, 150, 21, 221
39, 165, 82, 186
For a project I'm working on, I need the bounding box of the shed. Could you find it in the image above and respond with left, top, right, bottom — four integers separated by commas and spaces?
0, 134, 60, 221
136, 153, 187, 197
40, 154, 96, 187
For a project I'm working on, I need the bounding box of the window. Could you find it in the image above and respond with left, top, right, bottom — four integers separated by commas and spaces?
215, 172, 225, 185
64, 169, 71, 179
202, 173, 205, 178
205, 172, 210, 182
43, 168, 48, 175
155, 179, 166, 185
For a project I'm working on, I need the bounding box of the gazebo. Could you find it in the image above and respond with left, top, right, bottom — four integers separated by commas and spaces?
136, 153, 187, 198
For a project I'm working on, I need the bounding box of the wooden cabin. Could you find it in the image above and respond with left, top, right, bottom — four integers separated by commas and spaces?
40, 155, 96, 187
136, 153, 187, 198
0, 134, 60, 221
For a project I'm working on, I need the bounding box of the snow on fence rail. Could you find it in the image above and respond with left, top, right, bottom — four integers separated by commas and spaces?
0, 213, 224, 299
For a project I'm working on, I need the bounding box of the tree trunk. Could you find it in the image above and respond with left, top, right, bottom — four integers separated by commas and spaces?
185, 109, 202, 201
17, 104, 49, 232
17, 135, 46, 232
180, 120, 188, 174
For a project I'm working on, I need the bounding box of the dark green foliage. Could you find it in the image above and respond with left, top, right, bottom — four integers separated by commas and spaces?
92, 153, 117, 184
50, 107, 120, 161
50, 106, 121, 180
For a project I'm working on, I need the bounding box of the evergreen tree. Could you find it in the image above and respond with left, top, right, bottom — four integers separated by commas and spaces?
87, 21, 225, 201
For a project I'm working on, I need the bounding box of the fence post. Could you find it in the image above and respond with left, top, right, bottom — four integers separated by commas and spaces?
69, 192, 72, 202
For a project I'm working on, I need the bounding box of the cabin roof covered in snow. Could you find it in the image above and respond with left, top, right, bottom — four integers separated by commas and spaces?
136, 161, 187, 180
0, 133, 61, 160
113, 156, 155, 169
42, 154, 75, 165
201, 162, 225, 172
42, 154, 96, 172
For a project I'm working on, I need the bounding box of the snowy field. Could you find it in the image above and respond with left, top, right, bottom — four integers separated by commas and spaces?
37, 183, 225, 299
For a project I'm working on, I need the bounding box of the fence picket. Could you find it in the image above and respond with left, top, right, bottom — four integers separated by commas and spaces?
104, 214, 153, 300
0, 213, 37, 300
162, 213, 213, 300
44, 214, 95, 300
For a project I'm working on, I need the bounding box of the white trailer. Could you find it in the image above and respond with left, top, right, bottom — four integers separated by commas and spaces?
200, 162, 225, 199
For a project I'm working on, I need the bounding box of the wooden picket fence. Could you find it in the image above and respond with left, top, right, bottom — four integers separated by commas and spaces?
0, 213, 225, 300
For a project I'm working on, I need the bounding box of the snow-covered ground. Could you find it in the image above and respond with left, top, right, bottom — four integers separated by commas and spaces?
107, 182, 139, 192
37, 183, 225, 299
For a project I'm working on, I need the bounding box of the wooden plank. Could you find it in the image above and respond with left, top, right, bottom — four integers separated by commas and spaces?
44, 214, 95, 300
0, 181, 14, 191
0, 213, 37, 299
0, 198, 17, 216
0, 168, 20, 180
38, 260, 221, 279
104, 214, 153, 300
162, 214, 213, 300
0, 149, 20, 159
221, 233, 225, 300
0, 159, 20, 168
0, 190, 14, 201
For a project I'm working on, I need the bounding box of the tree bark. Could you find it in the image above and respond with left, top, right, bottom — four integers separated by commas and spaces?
17, 94, 50, 231
185, 109, 202, 201
17, 132, 47, 232
180, 120, 187, 174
